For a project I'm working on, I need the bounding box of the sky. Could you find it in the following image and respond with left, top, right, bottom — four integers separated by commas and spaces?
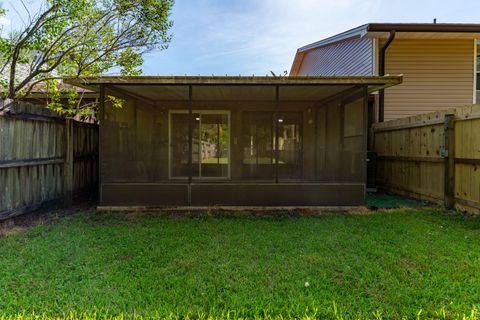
2, 0, 480, 76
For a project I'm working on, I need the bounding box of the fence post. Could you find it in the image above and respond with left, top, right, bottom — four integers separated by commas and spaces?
443, 113, 455, 209
64, 118, 74, 206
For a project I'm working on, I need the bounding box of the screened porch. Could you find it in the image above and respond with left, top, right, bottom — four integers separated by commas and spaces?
66, 76, 401, 207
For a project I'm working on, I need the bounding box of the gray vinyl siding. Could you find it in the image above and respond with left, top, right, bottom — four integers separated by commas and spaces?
297, 38, 374, 76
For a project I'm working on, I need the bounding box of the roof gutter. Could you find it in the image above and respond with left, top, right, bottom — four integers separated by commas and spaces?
367, 23, 480, 33
378, 30, 396, 122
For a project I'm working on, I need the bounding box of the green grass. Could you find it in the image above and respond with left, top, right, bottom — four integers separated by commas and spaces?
1, 209, 480, 319
201, 157, 229, 164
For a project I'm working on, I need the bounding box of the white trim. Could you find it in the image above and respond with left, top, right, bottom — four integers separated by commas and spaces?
372, 38, 379, 76
168, 110, 231, 180
298, 24, 369, 52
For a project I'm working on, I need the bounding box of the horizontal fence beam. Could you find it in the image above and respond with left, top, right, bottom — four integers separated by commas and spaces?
0, 157, 64, 168
455, 157, 480, 165
373, 118, 444, 132
3, 111, 65, 123
0, 153, 97, 169
373, 112, 480, 133
4, 111, 98, 126
455, 197, 480, 210
378, 155, 444, 163
379, 182, 444, 204
454, 112, 480, 121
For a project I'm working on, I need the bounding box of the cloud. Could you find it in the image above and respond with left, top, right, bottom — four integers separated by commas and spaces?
145, 0, 386, 75
185, 0, 381, 74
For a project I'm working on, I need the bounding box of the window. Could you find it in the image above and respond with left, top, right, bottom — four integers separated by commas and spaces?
242, 111, 302, 179
170, 111, 229, 178
277, 112, 302, 179
242, 112, 274, 179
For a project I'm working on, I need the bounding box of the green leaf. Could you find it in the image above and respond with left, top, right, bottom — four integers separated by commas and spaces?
1, 0, 174, 116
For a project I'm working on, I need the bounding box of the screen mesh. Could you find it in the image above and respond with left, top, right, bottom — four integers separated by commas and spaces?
101, 86, 366, 184
102, 92, 169, 182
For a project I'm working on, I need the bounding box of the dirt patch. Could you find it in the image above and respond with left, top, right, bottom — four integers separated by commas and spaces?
0, 192, 439, 236
110, 206, 374, 218
0, 194, 97, 237
0, 225, 29, 237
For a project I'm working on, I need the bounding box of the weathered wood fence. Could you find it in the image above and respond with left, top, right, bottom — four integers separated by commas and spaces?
0, 102, 98, 220
373, 104, 480, 214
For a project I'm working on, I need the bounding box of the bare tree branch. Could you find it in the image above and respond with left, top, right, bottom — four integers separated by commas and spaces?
8, 3, 60, 98
7, 0, 27, 28
19, 0, 32, 24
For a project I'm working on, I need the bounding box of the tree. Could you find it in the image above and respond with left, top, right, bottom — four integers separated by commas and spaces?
0, 0, 174, 115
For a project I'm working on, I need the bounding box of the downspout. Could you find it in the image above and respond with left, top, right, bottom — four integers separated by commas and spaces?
378, 30, 396, 122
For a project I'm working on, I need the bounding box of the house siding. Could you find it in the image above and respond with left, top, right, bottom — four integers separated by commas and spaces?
384, 38, 475, 121
296, 38, 374, 76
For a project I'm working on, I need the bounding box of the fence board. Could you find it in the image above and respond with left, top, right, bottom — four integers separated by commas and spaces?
0, 101, 98, 220
374, 104, 480, 214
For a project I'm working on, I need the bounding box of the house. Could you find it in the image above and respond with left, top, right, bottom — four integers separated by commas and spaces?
65, 75, 401, 207
290, 23, 480, 122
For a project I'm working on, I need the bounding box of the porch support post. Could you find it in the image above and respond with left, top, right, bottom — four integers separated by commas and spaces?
275, 85, 279, 184
98, 84, 105, 204
63, 118, 74, 207
188, 85, 193, 185
444, 113, 455, 209
363, 86, 369, 185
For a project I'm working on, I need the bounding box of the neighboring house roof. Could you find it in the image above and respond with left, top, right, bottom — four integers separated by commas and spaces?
0, 63, 97, 99
26, 81, 97, 99
291, 23, 480, 75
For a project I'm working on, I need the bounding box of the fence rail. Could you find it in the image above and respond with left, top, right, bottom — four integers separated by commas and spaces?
373, 104, 480, 214
0, 102, 98, 220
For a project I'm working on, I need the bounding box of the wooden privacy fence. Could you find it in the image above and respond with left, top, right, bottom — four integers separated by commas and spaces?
373, 104, 480, 214
0, 102, 98, 220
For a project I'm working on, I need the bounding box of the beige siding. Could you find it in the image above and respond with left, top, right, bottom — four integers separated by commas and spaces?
384, 39, 475, 121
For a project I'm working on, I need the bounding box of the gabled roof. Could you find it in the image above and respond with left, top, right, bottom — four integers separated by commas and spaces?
298, 23, 480, 53
291, 23, 480, 75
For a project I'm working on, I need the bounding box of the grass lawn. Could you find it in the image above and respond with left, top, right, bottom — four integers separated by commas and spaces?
1, 208, 480, 319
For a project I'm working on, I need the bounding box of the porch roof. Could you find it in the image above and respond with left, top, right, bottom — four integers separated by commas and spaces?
64, 75, 402, 102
